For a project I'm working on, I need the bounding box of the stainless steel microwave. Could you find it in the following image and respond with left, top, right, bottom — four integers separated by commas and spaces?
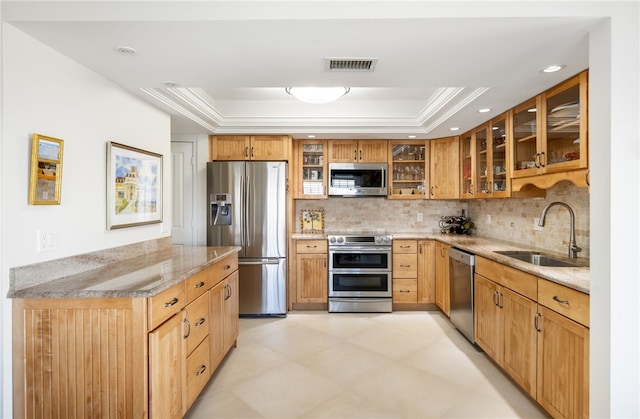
328, 163, 388, 197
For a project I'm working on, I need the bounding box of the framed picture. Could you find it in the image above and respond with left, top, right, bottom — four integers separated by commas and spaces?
107, 141, 163, 229
301, 209, 324, 233
29, 133, 64, 205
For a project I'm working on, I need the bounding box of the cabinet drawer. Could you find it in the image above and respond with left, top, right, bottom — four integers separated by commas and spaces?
185, 292, 210, 355
393, 240, 417, 254
210, 255, 238, 285
186, 336, 211, 410
393, 253, 417, 277
186, 268, 213, 303
148, 281, 186, 331
538, 279, 590, 327
475, 257, 537, 300
296, 240, 328, 254
393, 279, 417, 303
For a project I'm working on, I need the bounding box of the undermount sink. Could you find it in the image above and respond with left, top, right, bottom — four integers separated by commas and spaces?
494, 250, 583, 268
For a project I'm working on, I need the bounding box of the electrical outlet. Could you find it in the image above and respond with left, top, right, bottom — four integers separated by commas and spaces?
37, 230, 57, 253
534, 217, 543, 231
417, 212, 423, 222
486, 214, 492, 225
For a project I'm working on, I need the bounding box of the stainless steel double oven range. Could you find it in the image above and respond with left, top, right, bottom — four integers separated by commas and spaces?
328, 234, 393, 313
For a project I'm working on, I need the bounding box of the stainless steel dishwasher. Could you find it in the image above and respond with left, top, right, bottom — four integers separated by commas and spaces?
449, 247, 476, 344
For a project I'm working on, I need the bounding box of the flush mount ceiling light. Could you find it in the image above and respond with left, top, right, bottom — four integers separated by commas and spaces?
542, 64, 565, 73
285, 87, 350, 104
478, 108, 491, 113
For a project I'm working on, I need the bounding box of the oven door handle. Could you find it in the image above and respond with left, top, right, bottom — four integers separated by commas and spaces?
329, 247, 392, 253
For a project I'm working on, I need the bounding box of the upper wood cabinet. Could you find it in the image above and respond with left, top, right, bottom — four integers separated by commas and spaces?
210, 135, 291, 161
429, 136, 459, 199
511, 70, 589, 190
388, 140, 429, 199
294, 140, 328, 199
328, 139, 387, 163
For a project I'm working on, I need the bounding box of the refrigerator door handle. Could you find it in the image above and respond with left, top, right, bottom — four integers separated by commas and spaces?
239, 258, 281, 265
245, 173, 251, 249
240, 174, 245, 248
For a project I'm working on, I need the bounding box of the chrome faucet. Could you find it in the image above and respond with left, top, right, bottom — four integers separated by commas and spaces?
538, 202, 582, 259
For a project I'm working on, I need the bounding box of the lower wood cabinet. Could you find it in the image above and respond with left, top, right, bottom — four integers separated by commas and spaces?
13, 253, 240, 419
474, 256, 589, 419
435, 241, 450, 315
291, 239, 328, 309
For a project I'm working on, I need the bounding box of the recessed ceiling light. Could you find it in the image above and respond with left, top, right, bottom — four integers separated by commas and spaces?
163, 81, 179, 88
527, 107, 537, 113
307, 135, 316, 138
478, 108, 491, 113
116, 46, 137, 55
408, 135, 417, 139
285, 87, 350, 104
450, 127, 460, 131
542, 64, 565, 73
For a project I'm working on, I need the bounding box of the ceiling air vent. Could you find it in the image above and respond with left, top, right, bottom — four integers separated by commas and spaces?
325, 58, 378, 72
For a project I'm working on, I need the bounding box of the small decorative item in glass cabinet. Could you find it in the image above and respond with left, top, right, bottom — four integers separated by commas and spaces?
299, 141, 327, 198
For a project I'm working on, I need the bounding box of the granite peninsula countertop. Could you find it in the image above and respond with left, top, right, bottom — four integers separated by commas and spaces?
292, 232, 590, 294
8, 245, 241, 299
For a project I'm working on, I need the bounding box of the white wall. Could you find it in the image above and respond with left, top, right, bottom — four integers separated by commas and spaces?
0, 24, 172, 416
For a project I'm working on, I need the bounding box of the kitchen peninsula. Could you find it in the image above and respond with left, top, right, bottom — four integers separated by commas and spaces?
8, 238, 240, 418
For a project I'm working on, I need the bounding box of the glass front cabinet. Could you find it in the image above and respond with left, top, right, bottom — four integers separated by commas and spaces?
296, 140, 327, 199
460, 130, 473, 199
388, 140, 428, 199
511, 70, 588, 189
489, 113, 510, 198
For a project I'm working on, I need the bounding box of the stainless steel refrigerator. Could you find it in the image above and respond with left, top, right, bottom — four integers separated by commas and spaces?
207, 161, 287, 317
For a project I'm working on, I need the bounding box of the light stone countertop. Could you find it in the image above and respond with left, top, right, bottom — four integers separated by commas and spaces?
292, 232, 590, 294
8, 246, 241, 299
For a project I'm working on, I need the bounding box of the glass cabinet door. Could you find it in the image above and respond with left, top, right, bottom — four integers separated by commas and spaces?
298, 140, 327, 198
511, 97, 540, 179
490, 114, 508, 196
474, 124, 490, 197
543, 72, 588, 172
389, 141, 427, 199
460, 131, 473, 198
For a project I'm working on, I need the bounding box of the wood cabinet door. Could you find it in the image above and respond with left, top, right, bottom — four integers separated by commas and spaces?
223, 271, 240, 350
429, 136, 460, 199
250, 135, 291, 160
296, 253, 328, 303
417, 240, 436, 303
209, 281, 225, 368
537, 306, 589, 419
474, 273, 502, 360
434, 242, 450, 315
149, 312, 185, 419
501, 287, 538, 398
328, 140, 358, 162
358, 140, 388, 162
210, 136, 250, 160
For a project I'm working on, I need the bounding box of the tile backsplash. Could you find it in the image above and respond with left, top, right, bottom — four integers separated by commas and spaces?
295, 181, 589, 257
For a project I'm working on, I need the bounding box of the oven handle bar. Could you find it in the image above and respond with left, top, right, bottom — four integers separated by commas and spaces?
329, 247, 392, 253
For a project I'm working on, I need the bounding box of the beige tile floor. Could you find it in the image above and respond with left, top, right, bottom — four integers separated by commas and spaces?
185, 311, 548, 419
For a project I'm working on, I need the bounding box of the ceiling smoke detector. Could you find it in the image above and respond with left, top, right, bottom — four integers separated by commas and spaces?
325, 58, 378, 72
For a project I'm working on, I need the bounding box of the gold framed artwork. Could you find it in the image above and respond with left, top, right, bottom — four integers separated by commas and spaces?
107, 141, 163, 229
301, 209, 324, 233
29, 133, 64, 205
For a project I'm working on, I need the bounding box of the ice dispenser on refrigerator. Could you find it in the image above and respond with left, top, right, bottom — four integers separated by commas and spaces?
210, 193, 232, 226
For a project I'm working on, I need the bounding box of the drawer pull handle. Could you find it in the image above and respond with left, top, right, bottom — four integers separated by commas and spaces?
306, 245, 317, 248
400, 290, 411, 293
195, 317, 206, 327
224, 264, 232, 270
195, 365, 207, 376
400, 264, 411, 268
400, 245, 411, 248
165, 297, 179, 307
194, 281, 206, 289
183, 318, 191, 339
553, 296, 570, 305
